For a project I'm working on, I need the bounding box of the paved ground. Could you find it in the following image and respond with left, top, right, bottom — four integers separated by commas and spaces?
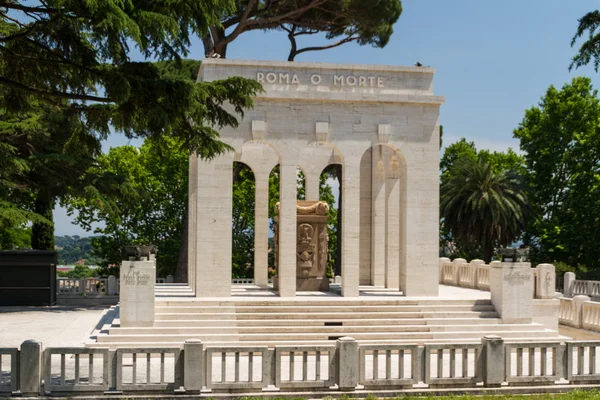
0, 305, 110, 347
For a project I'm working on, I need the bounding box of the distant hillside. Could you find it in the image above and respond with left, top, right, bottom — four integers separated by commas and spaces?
55, 236, 103, 265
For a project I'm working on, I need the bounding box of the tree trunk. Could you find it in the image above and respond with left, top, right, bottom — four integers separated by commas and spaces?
334, 164, 342, 276
482, 240, 493, 264
31, 193, 55, 250
174, 211, 189, 283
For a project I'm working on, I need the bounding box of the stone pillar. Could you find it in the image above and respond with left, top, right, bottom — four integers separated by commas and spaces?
20, 340, 42, 396
107, 275, 117, 295
183, 339, 204, 392
278, 162, 297, 297
490, 261, 533, 323
342, 159, 361, 297
535, 263, 555, 299
195, 153, 233, 297
482, 335, 504, 387
573, 295, 590, 328
120, 258, 156, 327
400, 147, 438, 297
337, 337, 358, 391
188, 152, 198, 291
564, 272, 576, 298
371, 147, 386, 287
359, 150, 372, 285
385, 166, 400, 290
254, 173, 270, 287
305, 172, 320, 201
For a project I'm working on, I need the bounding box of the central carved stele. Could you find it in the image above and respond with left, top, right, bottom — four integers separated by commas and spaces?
273, 200, 330, 292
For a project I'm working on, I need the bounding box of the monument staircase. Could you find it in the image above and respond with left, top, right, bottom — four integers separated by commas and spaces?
89, 285, 561, 350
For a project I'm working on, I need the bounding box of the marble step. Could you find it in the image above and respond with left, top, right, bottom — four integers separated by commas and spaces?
153, 304, 496, 313
152, 317, 501, 327
154, 311, 499, 320
154, 299, 493, 307
95, 329, 558, 343
105, 323, 545, 336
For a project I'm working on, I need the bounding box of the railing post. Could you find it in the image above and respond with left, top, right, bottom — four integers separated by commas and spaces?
564, 272, 575, 297
439, 257, 450, 284
573, 295, 590, 328
535, 263, 555, 299
482, 335, 504, 387
19, 340, 42, 396
107, 275, 117, 295
337, 337, 358, 391
471, 259, 484, 289
183, 339, 204, 392
453, 258, 467, 286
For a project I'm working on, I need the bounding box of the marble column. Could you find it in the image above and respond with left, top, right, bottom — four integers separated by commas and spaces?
359, 149, 372, 285
342, 158, 361, 297
385, 152, 400, 290
371, 146, 386, 287
188, 153, 197, 292
195, 153, 234, 297
305, 172, 320, 201
254, 173, 269, 287
400, 153, 438, 296
278, 162, 297, 297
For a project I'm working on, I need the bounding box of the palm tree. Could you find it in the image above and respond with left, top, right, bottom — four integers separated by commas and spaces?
440, 157, 529, 263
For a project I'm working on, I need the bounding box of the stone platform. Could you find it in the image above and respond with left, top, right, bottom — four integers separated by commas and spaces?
89, 285, 563, 350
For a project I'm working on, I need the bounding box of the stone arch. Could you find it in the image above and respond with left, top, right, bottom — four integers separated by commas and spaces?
298, 142, 344, 201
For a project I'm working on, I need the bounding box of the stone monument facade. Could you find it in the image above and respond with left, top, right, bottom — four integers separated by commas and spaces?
188, 59, 444, 297
273, 200, 330, 292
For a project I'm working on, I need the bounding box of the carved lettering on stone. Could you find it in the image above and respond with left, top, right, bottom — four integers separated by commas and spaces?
123, 270, 151, 286
503, 270, 531, 285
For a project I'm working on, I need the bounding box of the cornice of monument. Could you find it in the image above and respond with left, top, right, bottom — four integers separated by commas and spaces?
199, 58, 445, 106
200, 58, 437, 74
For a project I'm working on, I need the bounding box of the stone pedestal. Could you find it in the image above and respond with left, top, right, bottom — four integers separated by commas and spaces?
274, 200, 330, 292
490, 261, 533, 324
120, 257, 156, 327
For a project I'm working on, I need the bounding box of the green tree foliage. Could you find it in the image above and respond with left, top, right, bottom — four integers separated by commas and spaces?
440, 138, 477, 176
200, 0, 402, 60
1, 0, 260, 152
440, 157, 529, 263
232, 163, 256, 278
439, 139, 525, 260
57, 265, 96, 279
514, 77, 600, 276
66, 137, 188, 277
55, 236, 103, 265
1, 3, 261, 249
571, 10, 600, 71
0, 226, 30, 250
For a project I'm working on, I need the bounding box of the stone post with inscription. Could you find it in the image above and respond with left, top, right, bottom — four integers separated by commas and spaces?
119, 253, 156, 327
489, 261, 533, 324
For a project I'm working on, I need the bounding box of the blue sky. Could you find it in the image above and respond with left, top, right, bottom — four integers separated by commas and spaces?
54, 0, 600, 236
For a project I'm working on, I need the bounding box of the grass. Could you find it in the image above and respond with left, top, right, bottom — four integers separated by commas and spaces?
235, 392, 600, 400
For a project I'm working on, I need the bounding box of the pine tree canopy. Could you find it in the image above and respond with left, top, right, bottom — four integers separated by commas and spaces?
1, 0, 262, 152
200, 0, 402, 60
